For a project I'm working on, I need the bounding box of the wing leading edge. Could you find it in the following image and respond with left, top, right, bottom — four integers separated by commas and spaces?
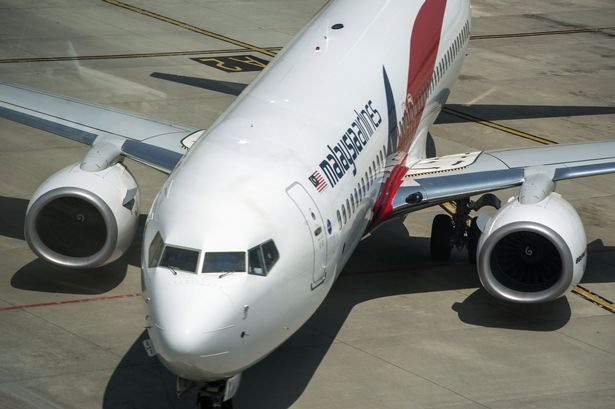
392, 140, 615, 216
0, 82, 203, 173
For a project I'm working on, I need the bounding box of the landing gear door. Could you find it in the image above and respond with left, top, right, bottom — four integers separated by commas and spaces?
286, 182, 327, 289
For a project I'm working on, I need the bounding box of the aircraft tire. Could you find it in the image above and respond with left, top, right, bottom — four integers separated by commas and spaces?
431, 214, 453, 261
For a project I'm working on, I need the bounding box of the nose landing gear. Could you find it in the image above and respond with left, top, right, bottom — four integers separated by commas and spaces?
188, 373, 241, 409
176, 374, 240, 409
196, 383, 233, 409
430, 194, 500, 263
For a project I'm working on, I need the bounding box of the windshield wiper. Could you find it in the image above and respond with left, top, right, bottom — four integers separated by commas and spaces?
167, 265, 179, 275
218, 271, 232, 279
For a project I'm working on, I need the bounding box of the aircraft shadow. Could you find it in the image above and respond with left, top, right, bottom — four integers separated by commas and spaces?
151, 72, 247, 96
1, 196, 146, 294
11, 258, 129, 295
102, 331, 197, 409
234, 220, 577, 408
100, 214, 615, 409
0, 196, 27, 241
437, 104, 615, 124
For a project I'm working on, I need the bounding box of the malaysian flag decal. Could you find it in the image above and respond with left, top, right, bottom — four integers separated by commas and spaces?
309, 171, 328, 192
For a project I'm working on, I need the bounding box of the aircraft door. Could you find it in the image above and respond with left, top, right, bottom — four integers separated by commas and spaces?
286, 182, 327, 289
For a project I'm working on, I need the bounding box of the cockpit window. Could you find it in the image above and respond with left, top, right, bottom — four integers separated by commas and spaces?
160, 246, 199, 273
248, 240, 279, 276
148, 232, 164, 268
203, 252, 246, 273
261, 240, 279, 271
248, 247, 265, 276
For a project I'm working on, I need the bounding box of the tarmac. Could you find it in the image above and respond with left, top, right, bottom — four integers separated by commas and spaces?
0, 1, 614, 408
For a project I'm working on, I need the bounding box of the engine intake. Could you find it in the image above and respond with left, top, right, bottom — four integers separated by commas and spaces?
477, 193, 586, 303
25, 163, 139, 269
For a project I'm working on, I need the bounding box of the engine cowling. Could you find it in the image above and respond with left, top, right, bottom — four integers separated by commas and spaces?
477, 192, 586, 303
25, 162, 140, 269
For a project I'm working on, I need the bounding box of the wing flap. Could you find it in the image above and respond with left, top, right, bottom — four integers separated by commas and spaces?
0, 104, 98, 145
487, 140, 615, 168
0, 82, 201, 173
394, 140, 615, 215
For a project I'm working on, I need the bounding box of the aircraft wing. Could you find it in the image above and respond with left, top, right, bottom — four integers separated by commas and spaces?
392, 140, 615, 215
0, 82, 204, 173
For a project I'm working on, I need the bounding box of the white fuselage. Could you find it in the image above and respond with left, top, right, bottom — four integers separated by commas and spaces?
142, 0, 471, 381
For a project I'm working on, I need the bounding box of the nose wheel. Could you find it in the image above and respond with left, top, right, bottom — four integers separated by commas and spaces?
192, 375, 241, 409
197, 395, 233, 409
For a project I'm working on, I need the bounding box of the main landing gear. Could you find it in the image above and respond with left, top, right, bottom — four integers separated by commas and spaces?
430, 194, 500, 263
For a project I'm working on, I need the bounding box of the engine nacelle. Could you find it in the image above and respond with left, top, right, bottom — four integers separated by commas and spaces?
477, 192, 586, 303
25, 162, 140, 269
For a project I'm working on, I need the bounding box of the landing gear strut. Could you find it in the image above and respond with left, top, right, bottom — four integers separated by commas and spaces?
429, 194, 500, 263
197, 382, 233, 409
177, 374, 241, 409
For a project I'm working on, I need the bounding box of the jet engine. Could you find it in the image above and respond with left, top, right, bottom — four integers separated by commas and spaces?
477, 192, 586, 303
24, 162, 140, 269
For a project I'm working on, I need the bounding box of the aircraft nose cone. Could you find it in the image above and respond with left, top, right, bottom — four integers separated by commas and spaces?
149, 284, 238, 360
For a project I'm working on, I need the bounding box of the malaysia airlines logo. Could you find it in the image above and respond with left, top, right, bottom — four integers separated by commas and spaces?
309, 171, 328, 192
308, 0, 446, 194
309, 101, 383, 192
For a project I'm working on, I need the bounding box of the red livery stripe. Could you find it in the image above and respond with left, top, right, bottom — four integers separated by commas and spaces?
371, 0, 447, 228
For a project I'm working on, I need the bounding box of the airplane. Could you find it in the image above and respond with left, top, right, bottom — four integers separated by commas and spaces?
1, 0, 614, 407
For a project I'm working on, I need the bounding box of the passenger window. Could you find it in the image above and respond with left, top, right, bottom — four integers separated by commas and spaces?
346, 198, 351, 216
361, 177, 366, 195
203, 252, 245, 273
160, 246, 199, 273
342, 204, 347, 224
351, 194, 355, 212
148, 232, 164, 268
337, 210, 342, 229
